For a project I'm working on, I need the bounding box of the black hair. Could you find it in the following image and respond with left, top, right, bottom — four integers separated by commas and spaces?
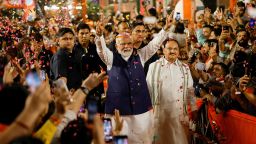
34, 33, 43, 42
61, 118, 93, 144
194, 83, 209, 97
236, 26, 248, 35
0, 84, 29, 125
231, 51, 248, 77
213, 62, 229, 76
148, 7, 157, 17
77, 23, 90, 32
135, 15, 144, 21
237, 1, 245, 8
104, 24, 113, 33
175, 22, 185, 34
213, 28, 222, 37
203, 25, 213, 31
158, 19, 166, 26
206, 81, 224, 98
236, 2, 246, 16
151, 27, 160, 33
117, 21, 130, 28
34, 17, 41, 22
203, 39, 211, 46
131, 22, 145, 29
162, 38, 179, 48
56, 28, 75, 38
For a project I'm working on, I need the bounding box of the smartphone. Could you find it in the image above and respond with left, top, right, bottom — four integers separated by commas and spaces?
195, 62, 205, 71
103, 118, 113, 142
26, 70, 41, 92
87, 99, 98, 123
210, 42, 217, 47
40, 70, 46, 80
249, 18, 255, 28
27, 26, 32, 37
79, 104, 86, 113
222, 25, 229, 31
113, 135, 128, 144
175, 12, 181, 21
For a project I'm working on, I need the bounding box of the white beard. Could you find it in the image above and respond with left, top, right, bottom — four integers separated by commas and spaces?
118, 49, 133, 61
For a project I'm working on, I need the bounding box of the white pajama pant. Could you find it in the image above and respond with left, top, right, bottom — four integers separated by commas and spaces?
110, 110, 154, 144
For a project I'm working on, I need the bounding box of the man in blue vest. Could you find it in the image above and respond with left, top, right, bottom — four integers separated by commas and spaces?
95, 14, 172, 143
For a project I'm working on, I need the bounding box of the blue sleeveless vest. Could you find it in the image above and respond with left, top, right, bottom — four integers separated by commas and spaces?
105, 52, 152, 115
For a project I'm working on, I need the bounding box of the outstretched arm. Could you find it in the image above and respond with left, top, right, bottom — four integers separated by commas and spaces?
95, 21, 113, 68
139, 13, 173, 64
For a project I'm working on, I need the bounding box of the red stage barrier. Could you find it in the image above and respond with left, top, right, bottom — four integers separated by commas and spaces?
208, 106, 256, 144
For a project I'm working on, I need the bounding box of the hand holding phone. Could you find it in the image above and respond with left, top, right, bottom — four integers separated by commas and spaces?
222, 25, 229, 33
103, 118, 113, 142
249, 18, 255, 28
195, 62, 205, 71
40, 70, 46, 80
113, 135, 128, 144
175, 12, 181, 21
26, 71, 42, 93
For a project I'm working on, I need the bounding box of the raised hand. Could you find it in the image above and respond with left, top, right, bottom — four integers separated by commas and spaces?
25, 77, 51, 113
164, 11, 174, 31
113, 109, 123, 135
53, 85, 71, 115
239, 75, 250, 92
82, 71, 107, 91
204, 7, 211, 20
96, 15, 105, 36
3, 62, 15, 84
216, 8, 224, 21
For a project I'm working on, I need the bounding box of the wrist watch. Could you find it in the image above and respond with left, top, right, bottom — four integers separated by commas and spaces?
80, 86, 90, 95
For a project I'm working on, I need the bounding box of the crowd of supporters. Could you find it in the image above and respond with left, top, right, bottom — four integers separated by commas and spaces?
0, 0, 255, 144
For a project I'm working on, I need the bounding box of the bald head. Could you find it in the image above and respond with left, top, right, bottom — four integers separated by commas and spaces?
116, 33, 132, 44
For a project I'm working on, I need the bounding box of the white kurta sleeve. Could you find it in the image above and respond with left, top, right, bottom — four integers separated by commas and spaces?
138, 29, 168, 64
187, 67, 198, 111
96, 35, 113, 69
146, 63, 154, 99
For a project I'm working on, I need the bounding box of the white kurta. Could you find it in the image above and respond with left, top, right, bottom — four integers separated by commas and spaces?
95, 29, 169, 144
147, 58, 196, 144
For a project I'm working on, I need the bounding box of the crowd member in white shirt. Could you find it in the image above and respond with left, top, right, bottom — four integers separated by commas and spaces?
147, 38, 198, 144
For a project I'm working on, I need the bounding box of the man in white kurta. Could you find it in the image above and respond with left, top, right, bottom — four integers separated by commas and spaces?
147, 39, 197, 144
